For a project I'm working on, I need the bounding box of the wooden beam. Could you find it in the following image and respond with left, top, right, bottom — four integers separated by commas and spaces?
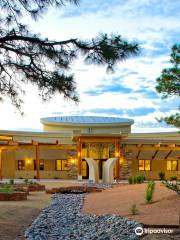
164, 150, 173, 159
125, 146, 180, 151
77, 137, 121, 143
77, 138, 82, 176
35, 145, 40, 180
152, 149, 159, 160
0, 150, 2, 180
8, 141, 18, 146
0, 135, 13, 141
115, 140, 120, 179
18, 144, 76, 150
0, 146, 17, 150
136, 149, 141, 159
43, 145, 77, 150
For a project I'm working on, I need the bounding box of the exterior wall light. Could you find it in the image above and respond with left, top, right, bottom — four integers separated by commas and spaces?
71, 159, 75, 164
115, 152, 119, 157
26, 158, 31, 165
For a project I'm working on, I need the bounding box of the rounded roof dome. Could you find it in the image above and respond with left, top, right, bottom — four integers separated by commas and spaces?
40, 116, 134, 126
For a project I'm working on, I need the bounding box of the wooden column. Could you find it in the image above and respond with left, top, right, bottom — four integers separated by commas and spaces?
115, 140, 120, 179
77, 138, 82, 178
0, 149, 2, 180
35, 145, 40, 180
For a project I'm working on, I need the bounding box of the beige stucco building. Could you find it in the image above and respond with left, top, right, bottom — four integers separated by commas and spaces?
0, 116, 179, 182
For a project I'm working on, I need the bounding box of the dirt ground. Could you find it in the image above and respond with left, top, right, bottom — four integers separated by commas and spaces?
0, 180, 84, 240
82, 182, 180, 226
0, 192, 51, 240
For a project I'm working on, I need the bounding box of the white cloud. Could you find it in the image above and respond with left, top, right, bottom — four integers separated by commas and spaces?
0, 0, 179, 132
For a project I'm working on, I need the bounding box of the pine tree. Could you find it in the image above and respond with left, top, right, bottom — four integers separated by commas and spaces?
156, 44, 180, 128
0, 0, 139, 111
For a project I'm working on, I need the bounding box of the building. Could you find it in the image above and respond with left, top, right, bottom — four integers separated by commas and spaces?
0, 116, 179, 182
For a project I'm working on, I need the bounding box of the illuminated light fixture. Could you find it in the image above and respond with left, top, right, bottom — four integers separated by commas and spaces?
78, 152, 81, 157
71, 159, 75, 164
26, 158, 31, 164
115, 152, 119, 157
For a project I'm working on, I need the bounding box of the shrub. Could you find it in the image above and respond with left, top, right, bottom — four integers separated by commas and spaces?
137, 175, 145, 184
0, 184, 13, 193
158, 171, 165, 180
28, 180, 36, 185
133, 176, 137, 184
170, 176, 177, 181
9, 179, 14, 185
24, 179, 29, 185
163, 180, 180, 194
146, 181, 155, 203
128, 176, 133, 184
130, 204, 138, 215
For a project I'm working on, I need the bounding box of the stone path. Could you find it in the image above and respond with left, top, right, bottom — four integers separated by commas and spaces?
25, 193, 141, 240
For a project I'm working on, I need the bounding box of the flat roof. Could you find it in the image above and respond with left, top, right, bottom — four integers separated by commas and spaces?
40, 116, 134, 126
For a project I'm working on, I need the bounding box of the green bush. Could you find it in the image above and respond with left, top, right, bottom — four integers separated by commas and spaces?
146, 181, 155, 203
130, 204, 138, 215
0, 184, 13, 193
133, 176, 137, 184
9, 179, 14, 185
24, 179, 29, 185
136, 174, 145, 184
158, 171, 165, 180
128, 176, 133, 184
170, 176, 177, 181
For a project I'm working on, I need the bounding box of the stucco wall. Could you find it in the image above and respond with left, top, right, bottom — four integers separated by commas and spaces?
2, 150, 15, 178
43, 124, 131, 134
131, 158, 180, 180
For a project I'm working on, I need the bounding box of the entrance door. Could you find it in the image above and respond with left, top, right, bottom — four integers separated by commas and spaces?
95, 159, 106, 179
82, 159, 89, 179
82, 159, 106, 180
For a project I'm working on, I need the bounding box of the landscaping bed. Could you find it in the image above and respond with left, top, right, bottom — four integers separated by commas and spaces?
0, 191, 27, 201
27, 184, 45, 191
0, 180, 46, 192
82, 182, 180, 226
25, 193, 140, 240
46, 185, 102, 194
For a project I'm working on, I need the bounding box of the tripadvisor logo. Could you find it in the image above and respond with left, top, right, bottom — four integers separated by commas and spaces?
135, 226, 143, 236
135, 226, 174, 236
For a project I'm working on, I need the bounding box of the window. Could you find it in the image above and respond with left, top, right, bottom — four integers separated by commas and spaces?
40, 160, 44, 170
138, 160, 151, 171
34, 160, 44, 170
87, 127, 92, 133
167, 160, 178, 171
56, 160, 62, 171
56, 160, 68, 171
18, 160, 25, 170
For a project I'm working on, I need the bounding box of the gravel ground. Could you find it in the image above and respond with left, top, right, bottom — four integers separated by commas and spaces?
25, 193, 141, 240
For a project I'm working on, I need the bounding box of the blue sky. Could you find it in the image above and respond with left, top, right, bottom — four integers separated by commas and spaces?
0, 0, 180, 132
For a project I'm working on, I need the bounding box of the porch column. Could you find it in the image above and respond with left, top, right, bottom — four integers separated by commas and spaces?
0, 149, 2, 180
77, 138, 82, 180
115, 140, 120, 179
35, 144, 40, 180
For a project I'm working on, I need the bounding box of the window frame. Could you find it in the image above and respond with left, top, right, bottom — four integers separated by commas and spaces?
138, 159, 151, 171
34, 159, 44, 171
167, 160, 178, 171
18, 160, 25, 170
55, 159, 68, 171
